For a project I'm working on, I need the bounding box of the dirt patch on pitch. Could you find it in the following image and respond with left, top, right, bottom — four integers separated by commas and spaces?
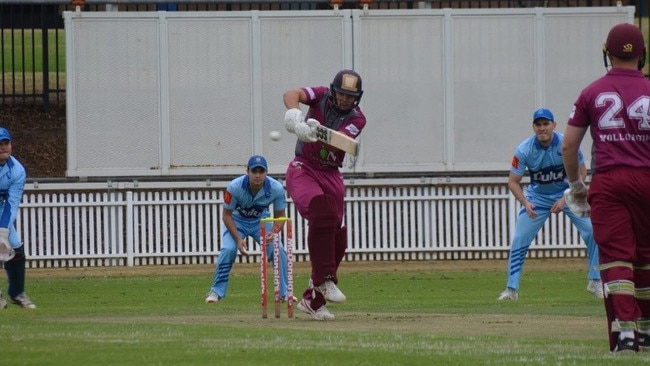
28, 258, 580, 279
64, 311, 604, 341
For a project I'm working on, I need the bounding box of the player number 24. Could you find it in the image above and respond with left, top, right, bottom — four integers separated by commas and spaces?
597, 93, 650, 130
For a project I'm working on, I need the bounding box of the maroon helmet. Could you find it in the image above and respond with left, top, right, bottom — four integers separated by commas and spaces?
330, 69, 363, 101
604, 23, 645, 59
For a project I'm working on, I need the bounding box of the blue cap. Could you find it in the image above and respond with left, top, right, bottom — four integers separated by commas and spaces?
0, 127, 11, 141
247, 155, 268, 170
532, 108, 554, 123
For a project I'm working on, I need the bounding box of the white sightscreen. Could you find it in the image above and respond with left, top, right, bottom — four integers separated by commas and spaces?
358, 13, 446, 172
67, 17, 161, 176
166, 16, 253, 173
542, 13, 624, 167
452, 13, 536, 171
65, 7, 634, 177
257, 12, 350, 173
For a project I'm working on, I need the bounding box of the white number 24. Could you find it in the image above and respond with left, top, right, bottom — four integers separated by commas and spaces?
596, 92, 650, 130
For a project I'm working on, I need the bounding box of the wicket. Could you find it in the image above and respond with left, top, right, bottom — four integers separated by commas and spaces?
260, 217, 294, 319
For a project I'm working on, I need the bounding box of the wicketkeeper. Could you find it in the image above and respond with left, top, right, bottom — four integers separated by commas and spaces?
0, 127, 36, 309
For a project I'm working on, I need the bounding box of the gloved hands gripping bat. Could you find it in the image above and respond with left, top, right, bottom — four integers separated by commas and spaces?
284, 108, 318, 143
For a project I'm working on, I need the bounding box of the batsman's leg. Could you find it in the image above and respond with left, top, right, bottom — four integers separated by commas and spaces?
307, 194, 338, 286
600, 262, 638, 351
307, 194, 345, 304
634, 265, 650, 351
334, 226, 347, 271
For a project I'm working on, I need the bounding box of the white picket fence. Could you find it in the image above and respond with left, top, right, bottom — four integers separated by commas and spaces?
16, 178, 589, 268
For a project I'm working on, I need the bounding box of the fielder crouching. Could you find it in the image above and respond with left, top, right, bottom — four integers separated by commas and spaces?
0, 126, 36, 309
282, 70, 367, 320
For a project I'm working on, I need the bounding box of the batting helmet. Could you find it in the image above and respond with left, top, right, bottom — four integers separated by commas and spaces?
330, 69, 363, 102
604, 23, 646, 59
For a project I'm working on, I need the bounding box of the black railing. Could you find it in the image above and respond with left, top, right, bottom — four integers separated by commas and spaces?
0, 0, 646, 110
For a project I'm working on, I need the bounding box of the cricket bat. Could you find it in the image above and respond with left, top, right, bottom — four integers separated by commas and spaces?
313, 125, 359, 156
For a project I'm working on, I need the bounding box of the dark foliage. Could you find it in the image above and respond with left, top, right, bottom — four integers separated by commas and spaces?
0, 104, 66, 178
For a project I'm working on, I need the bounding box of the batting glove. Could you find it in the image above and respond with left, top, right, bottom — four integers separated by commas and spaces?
284, 108, 303, 133
564, 180, 590, 218
0, 227, 15, 262
305, 118, 321, 128
294, 122, 318, 143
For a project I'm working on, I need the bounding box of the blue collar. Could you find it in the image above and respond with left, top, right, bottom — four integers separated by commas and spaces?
241, 175, 271, 198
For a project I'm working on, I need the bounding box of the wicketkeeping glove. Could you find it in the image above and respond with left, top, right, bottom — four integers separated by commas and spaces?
284, 108, 303, 134
0, 227, 15, 262
563, 180, 590, 218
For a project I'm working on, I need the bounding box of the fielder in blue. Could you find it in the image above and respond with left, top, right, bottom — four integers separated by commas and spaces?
0, 127, 36, 309
497, 108, 602, 301
206, 155, 293, 303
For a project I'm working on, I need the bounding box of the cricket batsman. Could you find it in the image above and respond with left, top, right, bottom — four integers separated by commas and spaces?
283, 70, 367, 320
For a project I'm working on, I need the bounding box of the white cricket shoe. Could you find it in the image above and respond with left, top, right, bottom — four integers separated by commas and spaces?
205, 291, 222, 304
497, 288, 518, 300
9, 293, 36, 309
297, 298, 335, 321
587, 280, 604, 299
318, 280, 346, 303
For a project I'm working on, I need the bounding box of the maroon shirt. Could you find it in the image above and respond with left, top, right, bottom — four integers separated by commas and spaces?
294, 86, 366, 168
568, 68, 650, 173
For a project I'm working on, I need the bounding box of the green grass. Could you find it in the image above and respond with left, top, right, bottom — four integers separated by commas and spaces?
1, 29, 66, 95
0, 260, 648, 365
1, 29, 65, 73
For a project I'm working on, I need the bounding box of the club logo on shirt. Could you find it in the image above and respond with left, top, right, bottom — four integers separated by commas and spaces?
531, 166, 565, 184
237, 206, 263, 218
345, 124, 360, 137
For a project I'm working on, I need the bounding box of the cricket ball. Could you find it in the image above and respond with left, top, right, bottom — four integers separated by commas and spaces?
269, 131, 281, 141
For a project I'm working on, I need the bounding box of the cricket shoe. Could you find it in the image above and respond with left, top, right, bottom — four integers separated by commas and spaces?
297, 298, 335, 321
9, 293, 36, 309
587, 280, 604, 299
497, 288, 518, 300
318, 280, 346, 303
613, 337, 636, 353
205, 291, 222, 304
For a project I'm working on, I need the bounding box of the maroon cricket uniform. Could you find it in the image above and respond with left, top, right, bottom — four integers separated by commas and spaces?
568, 67, 650, 350
284, 70, 365, 320
285, 86, 366, 223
